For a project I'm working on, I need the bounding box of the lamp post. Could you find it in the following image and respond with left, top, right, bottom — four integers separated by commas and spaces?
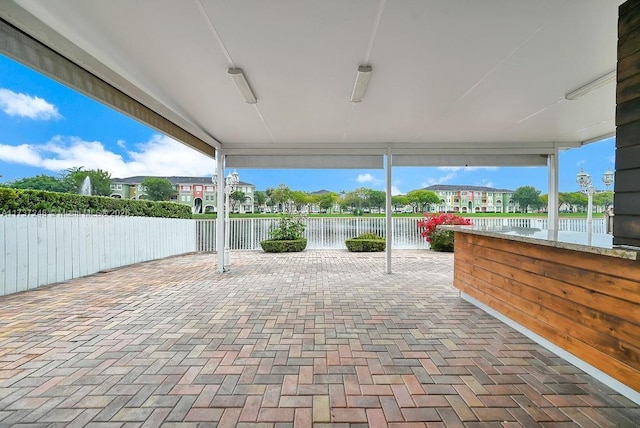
576, 169, 615, 235
212, 169, 240, 268
576, 169, 595, 234
602, 169, 614, 191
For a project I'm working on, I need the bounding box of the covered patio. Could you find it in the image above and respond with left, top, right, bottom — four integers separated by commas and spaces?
0, 251, 638, 426
1, 1, 639, 424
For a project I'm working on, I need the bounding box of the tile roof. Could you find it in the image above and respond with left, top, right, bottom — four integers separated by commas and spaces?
112, 176, 254, 186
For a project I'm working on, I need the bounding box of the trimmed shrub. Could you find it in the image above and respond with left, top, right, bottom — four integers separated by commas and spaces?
345, 232, 386, 252
260, 214, 307, 253
267, 214, 306, 240
260, 239, 308, 253
0, 188, 191, 219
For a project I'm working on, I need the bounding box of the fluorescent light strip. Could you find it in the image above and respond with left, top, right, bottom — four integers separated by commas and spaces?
565, 70, 616, 100
228, 68, 257, 104
350, 65, 372, 102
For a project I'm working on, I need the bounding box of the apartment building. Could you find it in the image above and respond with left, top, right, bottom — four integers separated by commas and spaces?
110, 176, 255, 214
423, 184, 518, 213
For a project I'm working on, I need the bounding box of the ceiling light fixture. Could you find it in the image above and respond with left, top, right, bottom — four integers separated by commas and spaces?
228, 68, 257, 104
565, 69, 616, 100
350, 65, 372, 103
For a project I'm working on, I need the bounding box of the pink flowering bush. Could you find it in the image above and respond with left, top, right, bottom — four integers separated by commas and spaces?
417, 213, 472, 252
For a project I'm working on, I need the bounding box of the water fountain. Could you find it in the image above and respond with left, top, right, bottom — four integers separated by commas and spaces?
80, 176, 92, 195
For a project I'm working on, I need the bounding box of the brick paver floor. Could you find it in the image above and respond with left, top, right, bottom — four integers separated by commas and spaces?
0, 250, 638, 427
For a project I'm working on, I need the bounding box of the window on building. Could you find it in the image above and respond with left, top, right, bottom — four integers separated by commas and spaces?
183, 185, 191, 191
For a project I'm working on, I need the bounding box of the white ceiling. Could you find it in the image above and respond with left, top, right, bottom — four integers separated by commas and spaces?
1, 0, 622, 163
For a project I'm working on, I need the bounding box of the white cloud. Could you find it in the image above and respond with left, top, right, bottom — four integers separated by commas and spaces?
0, 88, 61, 120
577, 159, 586, 167
391, 185, 402, 196
475, 178, 494, 188
0, 134, 214, 177
423, 171, 457, 187
356, 173, 382, 184
0, 143, 42, 165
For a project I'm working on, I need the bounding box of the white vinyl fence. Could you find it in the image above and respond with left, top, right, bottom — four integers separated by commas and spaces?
1, 215, 196, 297
196, 217, 606, 251
0, 215, 606, 297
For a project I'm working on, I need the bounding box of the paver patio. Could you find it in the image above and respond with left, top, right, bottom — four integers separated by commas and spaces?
0, 250, 638, 427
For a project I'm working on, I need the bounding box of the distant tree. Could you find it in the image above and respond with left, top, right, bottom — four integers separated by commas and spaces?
343, 189, 365, 211
317, 192, 338, 212
141, 177, 175, 201
254, 190, 268, 210
6, 174, 74, 193
308, 194, 321, 210
266, 198, 276, 211
230, 190, 246, 210
67, 167, 112, 196
593, 191, 614, 210
512, 186, 543, 212
406, 189, 439, 212
559, 192, 574, 211
270, 184, 292, 211
562, 191, 588, 212
391, 195, 409, 212
290, 190, 310, 211
368, 190, 386, 212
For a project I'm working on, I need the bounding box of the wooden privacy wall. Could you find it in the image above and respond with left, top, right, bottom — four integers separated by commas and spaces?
616, 0, 640, 247
453, 232, 640, 392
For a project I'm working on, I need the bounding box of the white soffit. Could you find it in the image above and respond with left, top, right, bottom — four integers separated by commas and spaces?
226, 155, 384, 169
0, 17, 216, 157
1, 0, 623, 161
393, 154, 548, 167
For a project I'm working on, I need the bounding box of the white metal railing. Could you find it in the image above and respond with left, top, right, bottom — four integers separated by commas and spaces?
195, 217, 606, 251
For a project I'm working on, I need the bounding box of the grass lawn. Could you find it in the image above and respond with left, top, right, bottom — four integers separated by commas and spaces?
192, 212, 603, 219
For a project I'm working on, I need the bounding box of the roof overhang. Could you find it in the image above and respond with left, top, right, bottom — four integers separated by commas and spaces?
0, 0, 622, 167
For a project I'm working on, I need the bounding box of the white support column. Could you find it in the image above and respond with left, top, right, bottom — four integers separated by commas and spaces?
547, 148, 559, 234
216, 152, 225, 273
385, 147, 393, 274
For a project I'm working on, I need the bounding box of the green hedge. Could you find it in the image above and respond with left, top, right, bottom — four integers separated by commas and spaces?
0, 188, 192, 219
345, 232, 386, 252
260, 239, 307, 253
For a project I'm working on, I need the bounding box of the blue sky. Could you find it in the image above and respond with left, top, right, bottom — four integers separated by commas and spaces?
0, 54, 616, 195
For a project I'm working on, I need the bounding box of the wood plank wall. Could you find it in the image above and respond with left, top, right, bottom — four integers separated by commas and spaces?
616, 0, 640, 247
453, 232, 640, 392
